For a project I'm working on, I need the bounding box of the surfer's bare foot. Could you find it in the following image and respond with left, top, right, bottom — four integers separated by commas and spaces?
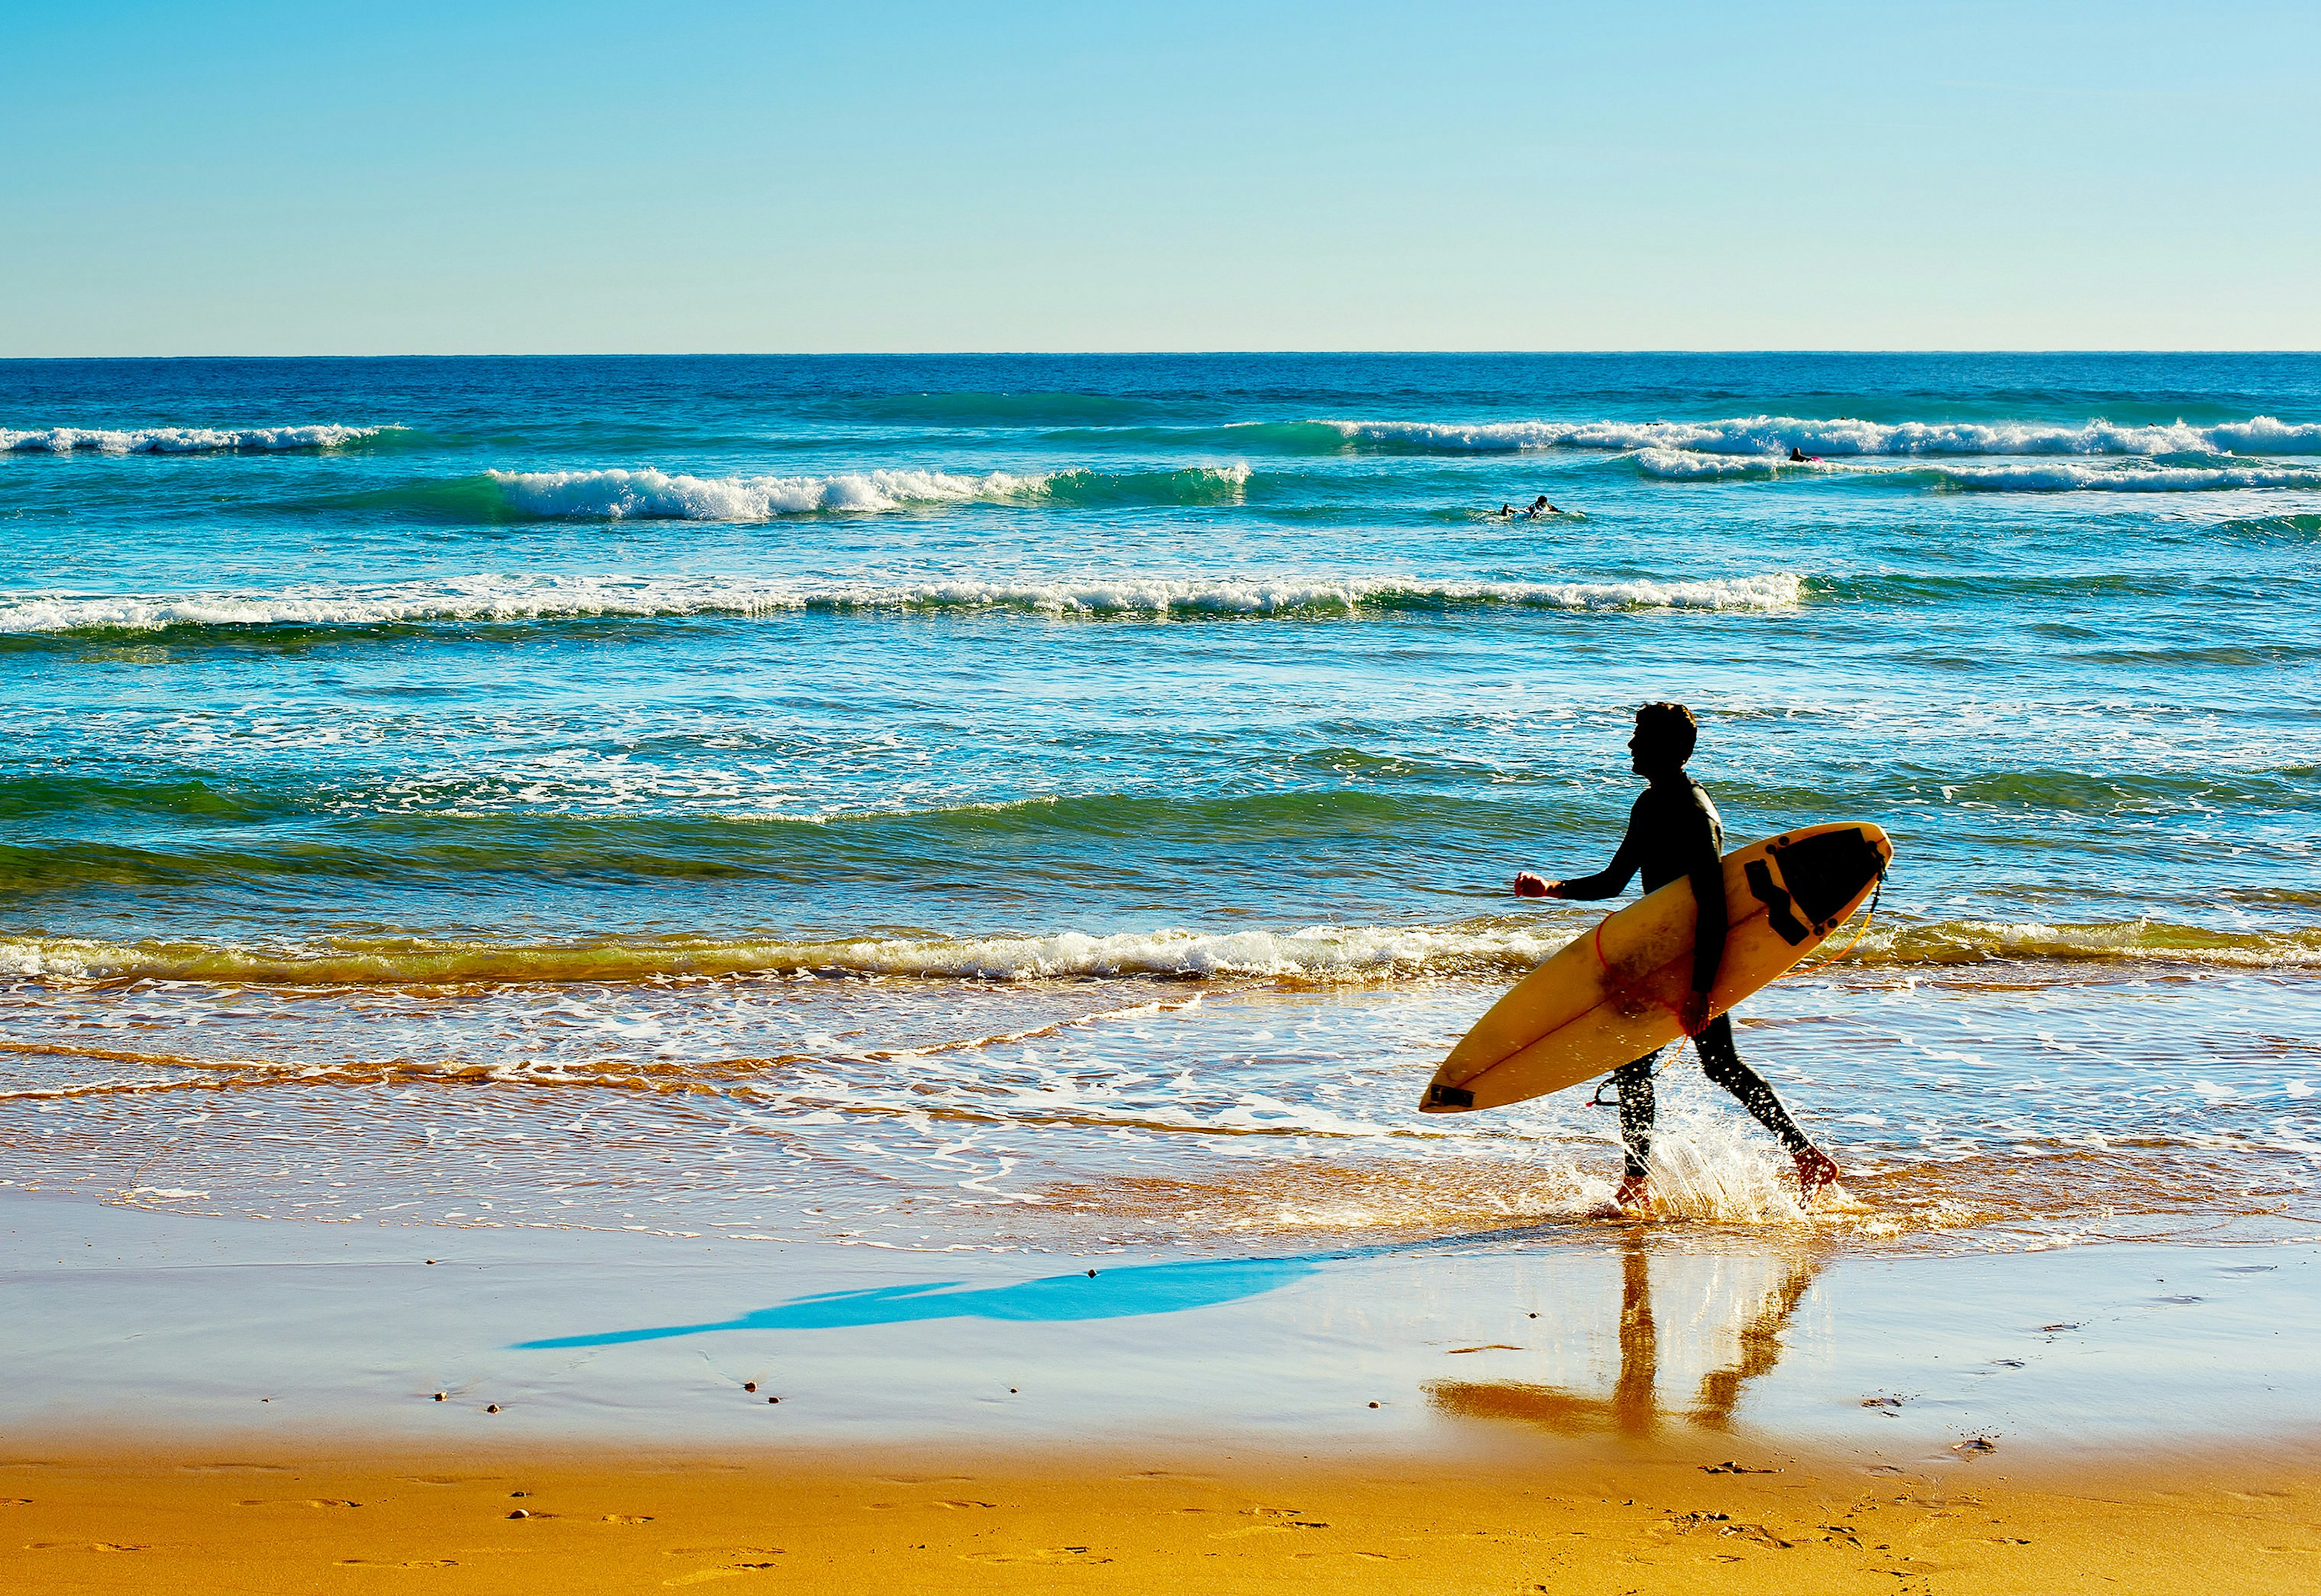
1591, 1172, 1654, 1216
1795, 1147, 1840, 1204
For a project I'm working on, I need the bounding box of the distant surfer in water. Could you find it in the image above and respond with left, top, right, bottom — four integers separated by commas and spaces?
1494, 496, 1558, 520
1513, 703, 1841, 1211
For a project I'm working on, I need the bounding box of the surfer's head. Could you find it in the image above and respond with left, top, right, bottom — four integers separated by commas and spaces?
1628, 702, 1697, 775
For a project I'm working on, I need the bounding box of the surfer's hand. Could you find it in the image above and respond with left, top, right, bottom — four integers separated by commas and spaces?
1513, 873, 1558, 899
1677, 989, 1712, 1036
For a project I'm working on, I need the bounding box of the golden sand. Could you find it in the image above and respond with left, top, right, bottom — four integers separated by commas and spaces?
4, 1443, 2314, 1594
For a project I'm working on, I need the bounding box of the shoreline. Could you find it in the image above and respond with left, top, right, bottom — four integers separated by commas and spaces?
9, 1189, 2317, 1455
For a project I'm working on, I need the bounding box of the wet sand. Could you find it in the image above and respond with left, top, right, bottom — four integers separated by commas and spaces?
7, 1188, 2320, 1588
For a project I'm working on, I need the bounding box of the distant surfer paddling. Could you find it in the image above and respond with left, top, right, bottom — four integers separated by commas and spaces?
1513, 703, 1841, 1212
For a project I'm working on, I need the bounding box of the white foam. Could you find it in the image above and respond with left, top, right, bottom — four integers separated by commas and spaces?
488, 465, 1051, 519
1633, 449, 2321, 492
0, 424, 388, 453
1632, 448, 1798, 480
487, 463, 1254, 519
5, 912, 2310, 987
0, 570, 1810, 633
0, 923, 1576, 985
1326, 413, 2321, 457
1927, 460, 2321, 492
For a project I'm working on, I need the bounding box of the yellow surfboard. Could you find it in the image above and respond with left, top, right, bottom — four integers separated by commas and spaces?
1420, 822, 1892, 1114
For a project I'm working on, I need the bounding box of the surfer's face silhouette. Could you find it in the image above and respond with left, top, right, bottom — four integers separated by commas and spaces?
1628, 722, 1687, 780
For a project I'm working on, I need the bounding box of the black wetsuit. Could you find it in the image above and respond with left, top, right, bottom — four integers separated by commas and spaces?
1556, 775, 1815, 1182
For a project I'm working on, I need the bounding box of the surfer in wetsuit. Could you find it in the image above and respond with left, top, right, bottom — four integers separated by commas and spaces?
1513, 702, 1841, 1211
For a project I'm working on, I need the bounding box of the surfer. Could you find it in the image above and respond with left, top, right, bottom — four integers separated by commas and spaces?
1788, 447, 1807, 462
1526, 494, 1556, 517
1513, 703, 1841, 1210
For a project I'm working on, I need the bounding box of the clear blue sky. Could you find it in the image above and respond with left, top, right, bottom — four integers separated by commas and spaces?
4, 1, 2314, 354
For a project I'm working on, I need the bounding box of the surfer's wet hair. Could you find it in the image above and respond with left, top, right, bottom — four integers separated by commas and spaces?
1634, 702, 1698, 764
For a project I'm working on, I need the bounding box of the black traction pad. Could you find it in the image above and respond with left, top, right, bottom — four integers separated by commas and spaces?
1745, 858, 1811, 945
1769, 827, 1883, 928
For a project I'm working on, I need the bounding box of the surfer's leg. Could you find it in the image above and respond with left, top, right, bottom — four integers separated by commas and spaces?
1613, 1052, 1659, 1182
1695, 1016, 1840, 1197
1694, 1016, 1813, 1154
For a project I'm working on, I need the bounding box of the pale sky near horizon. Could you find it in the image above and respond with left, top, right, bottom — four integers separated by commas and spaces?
4, 0, 2316, 356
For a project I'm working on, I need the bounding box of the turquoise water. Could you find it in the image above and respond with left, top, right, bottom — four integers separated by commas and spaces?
2, 354, 2315, 1250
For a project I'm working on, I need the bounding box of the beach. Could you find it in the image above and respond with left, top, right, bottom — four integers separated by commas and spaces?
4, 352, 2317, 1584
6, 1189, 2318, 1590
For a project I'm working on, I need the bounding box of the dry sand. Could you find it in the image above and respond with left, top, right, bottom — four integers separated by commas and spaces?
4, 1440, 2317, 1594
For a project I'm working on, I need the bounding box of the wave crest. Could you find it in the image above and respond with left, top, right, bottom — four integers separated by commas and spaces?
488, 465, 1046, 518
483, 463, 1253, 520
2, 424, 395, 454
1, 914, 2311, 987
1632, 449, 2321, 492
0, 570, 1808, 636
1327, 413, 2321, 457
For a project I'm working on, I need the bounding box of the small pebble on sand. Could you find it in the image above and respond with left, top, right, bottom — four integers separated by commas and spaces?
743, 1382, 757, 1392
768, 1396, 780, 1404
486, 1404, 502, 1413
432, 1393, 446, 1402
507, 1509, 529, 1519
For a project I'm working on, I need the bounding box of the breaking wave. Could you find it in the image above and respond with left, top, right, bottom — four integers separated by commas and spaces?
490, 465, 1046, 517
483, 462, 1251, 519
1, 914, 2311, 988
1, 424, 398, 454
0, 570, 1810, 636
1633, 450, 2321, 492
1926, 461, 2321, 493
1326, 414, 2321, 457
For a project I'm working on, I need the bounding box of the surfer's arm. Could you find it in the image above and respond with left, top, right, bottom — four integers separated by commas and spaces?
1678, 832, 1728, 1033
1688, 850, 1727, 993
1518, 829, 1639, 901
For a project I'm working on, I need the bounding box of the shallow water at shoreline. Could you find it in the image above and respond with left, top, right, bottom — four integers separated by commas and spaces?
4, 354, 2317, 1268
5, 963, 2311, 1256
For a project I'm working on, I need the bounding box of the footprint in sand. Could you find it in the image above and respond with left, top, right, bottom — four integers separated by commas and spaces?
960, 1548, 1112, 1565
238, 1497, 363, 1508
663, 1563, 784, 1585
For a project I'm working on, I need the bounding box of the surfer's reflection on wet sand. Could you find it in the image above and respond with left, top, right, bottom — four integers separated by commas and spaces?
1428, 1232, 1822, 1438
511, 1221, 1568, 1349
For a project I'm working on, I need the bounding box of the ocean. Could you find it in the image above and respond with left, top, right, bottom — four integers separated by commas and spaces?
2, 352, 2315, 1257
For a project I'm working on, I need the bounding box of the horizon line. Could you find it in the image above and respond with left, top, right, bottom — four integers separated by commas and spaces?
4, 348, 2317, 363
